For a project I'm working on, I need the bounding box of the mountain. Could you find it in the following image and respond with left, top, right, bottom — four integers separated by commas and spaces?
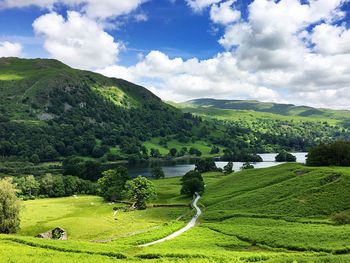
183, 98, 350, 120
0, 57, 198, 161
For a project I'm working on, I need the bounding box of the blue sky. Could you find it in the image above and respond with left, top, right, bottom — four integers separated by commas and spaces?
1, 0, 350, 109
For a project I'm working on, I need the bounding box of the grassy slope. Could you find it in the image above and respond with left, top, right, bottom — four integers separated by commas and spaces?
1, 164, 350, 262
143, 137, 223, 157
181, 98, 350, 120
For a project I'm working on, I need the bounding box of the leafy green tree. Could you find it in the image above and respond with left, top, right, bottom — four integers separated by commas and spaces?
30, 154, 40, 165
240, 162, 254, 170
151, 166, 165, 179
150, 148, 162, 158
275, 150, 296, 162
223, 161, 234, 174
17, 175, 40, 197
195, 158, 217, 173
97, 167, 130, 201
307, 141, 350, 166
39, 173, 55, 197
124, 176, 157, 210
210, 146, 220, 154
169, 148, 177, 157
0, 178, 20, 234
180, 170, 204, 196
189, 147, 202, 156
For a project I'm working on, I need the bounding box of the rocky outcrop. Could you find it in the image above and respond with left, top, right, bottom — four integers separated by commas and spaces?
36, 227, 67, 240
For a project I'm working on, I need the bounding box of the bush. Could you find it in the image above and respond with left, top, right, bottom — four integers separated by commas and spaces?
332, 212, 350, 225
240, 162, 254, 170
275, 150, 296, 162
195, 158, 217, 173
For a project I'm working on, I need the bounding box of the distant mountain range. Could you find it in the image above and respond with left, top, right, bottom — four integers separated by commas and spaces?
181, 98, 350, 120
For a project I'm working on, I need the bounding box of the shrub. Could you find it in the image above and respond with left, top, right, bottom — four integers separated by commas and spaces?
332, 212, 350, 225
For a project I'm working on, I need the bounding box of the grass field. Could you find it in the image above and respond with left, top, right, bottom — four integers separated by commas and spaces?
143, 137, 223, 157
1, 163, 350, 262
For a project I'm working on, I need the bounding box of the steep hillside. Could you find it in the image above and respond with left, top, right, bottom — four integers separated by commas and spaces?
0, 58, 198, 161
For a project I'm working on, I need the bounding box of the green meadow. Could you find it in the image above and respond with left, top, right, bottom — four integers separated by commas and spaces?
1, 163, 350, 262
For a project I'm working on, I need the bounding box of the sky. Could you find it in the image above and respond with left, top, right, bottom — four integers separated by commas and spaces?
1, 0, 350, 109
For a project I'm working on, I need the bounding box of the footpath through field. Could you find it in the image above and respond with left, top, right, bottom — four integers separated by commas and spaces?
138, 193, 201, 247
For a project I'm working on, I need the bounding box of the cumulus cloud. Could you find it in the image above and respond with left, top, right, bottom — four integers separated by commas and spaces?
210, 0, 240, 25
97, 0, 350, 109
97, 50, 281, 103
33, 11, 120, 70
0, 0, 147, 20
0, 41, 22, 57
312, 24, 350, 55
185, 0, 221, 12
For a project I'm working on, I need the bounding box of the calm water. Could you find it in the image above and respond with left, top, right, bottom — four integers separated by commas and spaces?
127, 152, 307, 178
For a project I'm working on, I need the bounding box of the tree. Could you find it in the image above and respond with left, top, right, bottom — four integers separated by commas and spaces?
30, 154, 40, 165
210, 146, 220, 154
195, 158, 217, 173
189, 147, 202, 156
169, 148, 177, 157
39, 173, 55, 197
151, 166, 165, 179
240, 162, 254, 170
275, 150, 296, 162
180, 170, 204, 196
307, 141, 350, 166
97, 167, 130, 201
150, 148, 162, 158
124, 176, 157, 210
17, 175, 40, 197
223, 161, 234, 174
0, 178, 20, 234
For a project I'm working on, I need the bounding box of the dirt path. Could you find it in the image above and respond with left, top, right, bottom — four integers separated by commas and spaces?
138, 193, 201, 247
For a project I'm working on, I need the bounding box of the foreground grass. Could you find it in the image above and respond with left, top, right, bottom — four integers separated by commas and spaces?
1, 163, 350, 262
19, 195, 188, 241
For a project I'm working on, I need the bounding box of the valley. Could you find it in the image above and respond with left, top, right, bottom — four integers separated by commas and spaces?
1, 163, 350, 262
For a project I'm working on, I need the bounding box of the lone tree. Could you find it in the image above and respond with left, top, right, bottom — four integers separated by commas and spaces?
240, 162, 254, 170
151, 166, 165, 179
0, 178, 20, 234
181, 170, 204, 196
124, 176, 157, 210
195, 158, 217, 173
223, 161, 234, 174
98, 167, 130, 201
275, 150, 296, 162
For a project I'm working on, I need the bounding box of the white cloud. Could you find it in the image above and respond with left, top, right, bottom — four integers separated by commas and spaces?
82, 0, 147, 20
185, 0, 221, 12
0, 41, 22, 57
97, 0, 350, 109
0, 0, 147, 20
134, 13, 148, 22
33, 11, 120, 70
210, 0, 240, 25
312, 23, 350, 55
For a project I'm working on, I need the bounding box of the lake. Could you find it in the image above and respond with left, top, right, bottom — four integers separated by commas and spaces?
127, 152, 308, 178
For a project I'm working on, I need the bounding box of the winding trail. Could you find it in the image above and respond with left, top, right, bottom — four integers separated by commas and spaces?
138, 193, 202, 247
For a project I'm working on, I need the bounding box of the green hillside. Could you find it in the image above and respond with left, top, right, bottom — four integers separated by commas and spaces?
183, 98, 350, 120
1, 58, 350, 166
0, 58, 200, 162
1, 164, 350, 262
